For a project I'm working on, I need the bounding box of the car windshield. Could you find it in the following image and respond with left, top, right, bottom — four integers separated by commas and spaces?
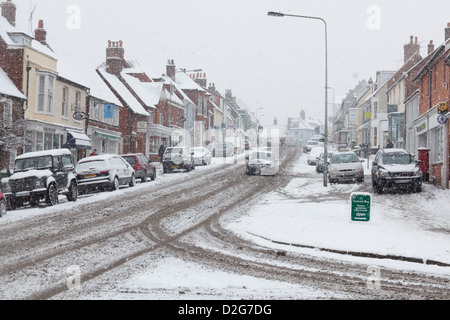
122, 156, 136, 166
381, 154, 412, 165
76, 160, 106, 171
319, 153, 333, 160
308, 141, 319, 145
250, 152, 273, 161
332, 154, 359, 164
166, 148, 183, 155
14, 156, 53, 172
191, 148, 205, 153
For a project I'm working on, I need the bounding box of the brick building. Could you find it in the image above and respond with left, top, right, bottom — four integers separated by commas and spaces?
413, 23, 450, 188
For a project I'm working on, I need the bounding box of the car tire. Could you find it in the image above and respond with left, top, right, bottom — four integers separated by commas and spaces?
129, 174, 136, 187
0, 200, 6, 217
111, 176, 120, 191
45, 183, 59, 206
66, 180, 78, 202
151, 168, 156, 181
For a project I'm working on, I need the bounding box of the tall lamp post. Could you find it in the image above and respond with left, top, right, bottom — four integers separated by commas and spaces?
268, 11, 329, 187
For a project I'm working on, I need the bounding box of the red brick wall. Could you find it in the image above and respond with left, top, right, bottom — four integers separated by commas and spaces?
0, 38, 24, 92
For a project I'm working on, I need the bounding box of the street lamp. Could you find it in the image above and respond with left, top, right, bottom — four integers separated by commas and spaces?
268, 11, 329, 187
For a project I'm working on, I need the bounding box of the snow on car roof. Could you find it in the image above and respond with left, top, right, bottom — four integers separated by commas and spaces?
78, 154, 117, 162
382, 148, 409, 154
15, 149, 72, 160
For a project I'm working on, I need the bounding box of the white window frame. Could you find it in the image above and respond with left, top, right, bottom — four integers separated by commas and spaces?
36, 72, 56, 114
2, 99, 13, 126
62, 86, 68, 118
431, 126, 443, 164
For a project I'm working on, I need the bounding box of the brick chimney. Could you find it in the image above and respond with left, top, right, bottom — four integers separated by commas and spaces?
34, 20, 47, 45
106, 40, 125, 75
404, 35, 420, 63
193, 72, 207, 87
428, 40, 435, 55
300, 110, 306, 120
208, 83, 216, 92
166, 59, 176, 81
1, 0, 16, 26
445, 23, 450, 41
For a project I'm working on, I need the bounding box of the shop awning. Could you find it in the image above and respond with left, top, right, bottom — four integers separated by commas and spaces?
95, 131, 122, 141
66, 130, 92, 149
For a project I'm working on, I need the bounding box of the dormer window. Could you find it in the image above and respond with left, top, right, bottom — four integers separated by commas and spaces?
9, 33, 32, 47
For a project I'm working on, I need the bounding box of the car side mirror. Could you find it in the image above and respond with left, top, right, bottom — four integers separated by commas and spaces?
416, 160, 422, 165
191, 152, 194, 156
372, 161, 377, 166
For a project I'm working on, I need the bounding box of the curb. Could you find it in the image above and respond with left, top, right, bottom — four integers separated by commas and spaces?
248, 232, 450, 267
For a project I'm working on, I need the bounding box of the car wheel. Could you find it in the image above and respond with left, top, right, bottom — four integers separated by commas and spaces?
141, 171, 148, 183
66, 180, 78, 202
45, 184, 59, 206
29, 197, 40, 207
186, 163, 191, 172
111, 176, 120, 191
129, 174, 136, 187
151, 168, 156, 181
0, 200, 6, 217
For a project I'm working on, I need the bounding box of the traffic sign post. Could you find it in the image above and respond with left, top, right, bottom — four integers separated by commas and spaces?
350, 192, 372, 223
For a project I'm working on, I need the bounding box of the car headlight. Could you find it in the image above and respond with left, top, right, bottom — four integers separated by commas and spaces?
35, 180, 41, 188
413, 168, 422, 177
378, 170, 390, 177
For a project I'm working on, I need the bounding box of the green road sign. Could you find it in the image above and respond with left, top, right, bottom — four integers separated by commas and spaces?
351, 192, 371, 222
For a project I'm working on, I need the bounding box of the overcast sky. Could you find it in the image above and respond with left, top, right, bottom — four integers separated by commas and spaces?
13, 0, 450, 125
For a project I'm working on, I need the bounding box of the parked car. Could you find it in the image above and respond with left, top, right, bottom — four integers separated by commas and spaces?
371, 148, 422, 193
0, 149, 78, 210
304, 140, 323, 153
121, 153, 156, 182
76, 154, 136, 194
191, 147, 212, 166
0, 188, 6, 217
246, 150, 279, 176
328, 152, 364, 183
212, 142, 235, 157
316, 152, 334, 173
307, 147, 324, 165
163, 146, 195, 173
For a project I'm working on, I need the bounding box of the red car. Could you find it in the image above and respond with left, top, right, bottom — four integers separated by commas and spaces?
121, 153, 156, 182
0, 188, 6, 217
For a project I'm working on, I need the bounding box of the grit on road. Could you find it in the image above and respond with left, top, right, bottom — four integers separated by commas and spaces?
0, 147, 448, 300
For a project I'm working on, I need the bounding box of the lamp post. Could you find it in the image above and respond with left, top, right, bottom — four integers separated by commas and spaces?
268, 11, 328, 187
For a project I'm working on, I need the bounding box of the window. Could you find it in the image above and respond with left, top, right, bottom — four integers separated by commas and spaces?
44, 132, 53, 150
114, 107, 119, 126
197, 96, 202, 115
169, 105, 173, 124
160, 113, 164, 125
62, 87, 68, 118
373, 101, 378, 119
203, 97, 208, 117
2, 100, 12, 126
36, 73, 55, 114
431, 127, 443, 163
35, 131, 44, 151
75, 91, 81, 113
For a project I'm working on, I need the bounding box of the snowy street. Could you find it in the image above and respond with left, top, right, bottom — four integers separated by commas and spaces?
0, 147, 448, 300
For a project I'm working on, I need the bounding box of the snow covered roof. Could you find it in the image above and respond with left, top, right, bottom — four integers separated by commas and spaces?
288, 118, 315, 130
174, 71, 207, 92
15, 148, 72, 160
162, 75, 195, 106
97, 66, 149, 116
56, 52, 121, 106
120, 73, 159, 109
0, 67, 26, 99
0, 16, 57, 60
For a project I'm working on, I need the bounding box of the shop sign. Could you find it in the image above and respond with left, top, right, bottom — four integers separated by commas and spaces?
350, 192, 371, 223
137, 121, 147, 133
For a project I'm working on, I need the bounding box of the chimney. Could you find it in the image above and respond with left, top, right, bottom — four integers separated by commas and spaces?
34, 20, 47, 45
208, 83, 216, 92
1, 0, 16, 26
106, 40, 125, 75
193, 72, 207, 87
404, 35, 420, 63
274, 117, 278, 125
445, 22, 450, 41
428, 40, 435, 55
166, 59, 176, 81
300, 110, 306, 120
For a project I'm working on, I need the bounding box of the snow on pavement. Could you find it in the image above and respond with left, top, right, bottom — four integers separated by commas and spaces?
227, 152, 450, 274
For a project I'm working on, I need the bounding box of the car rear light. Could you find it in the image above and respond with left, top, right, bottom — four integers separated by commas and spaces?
100, 170, 110, 176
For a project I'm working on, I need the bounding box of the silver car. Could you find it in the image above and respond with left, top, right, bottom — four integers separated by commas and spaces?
328, 152, 364, 183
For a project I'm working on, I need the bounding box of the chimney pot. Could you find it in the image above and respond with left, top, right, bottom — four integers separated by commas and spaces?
445, 23, 450, 41
38, 19, 44, 29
